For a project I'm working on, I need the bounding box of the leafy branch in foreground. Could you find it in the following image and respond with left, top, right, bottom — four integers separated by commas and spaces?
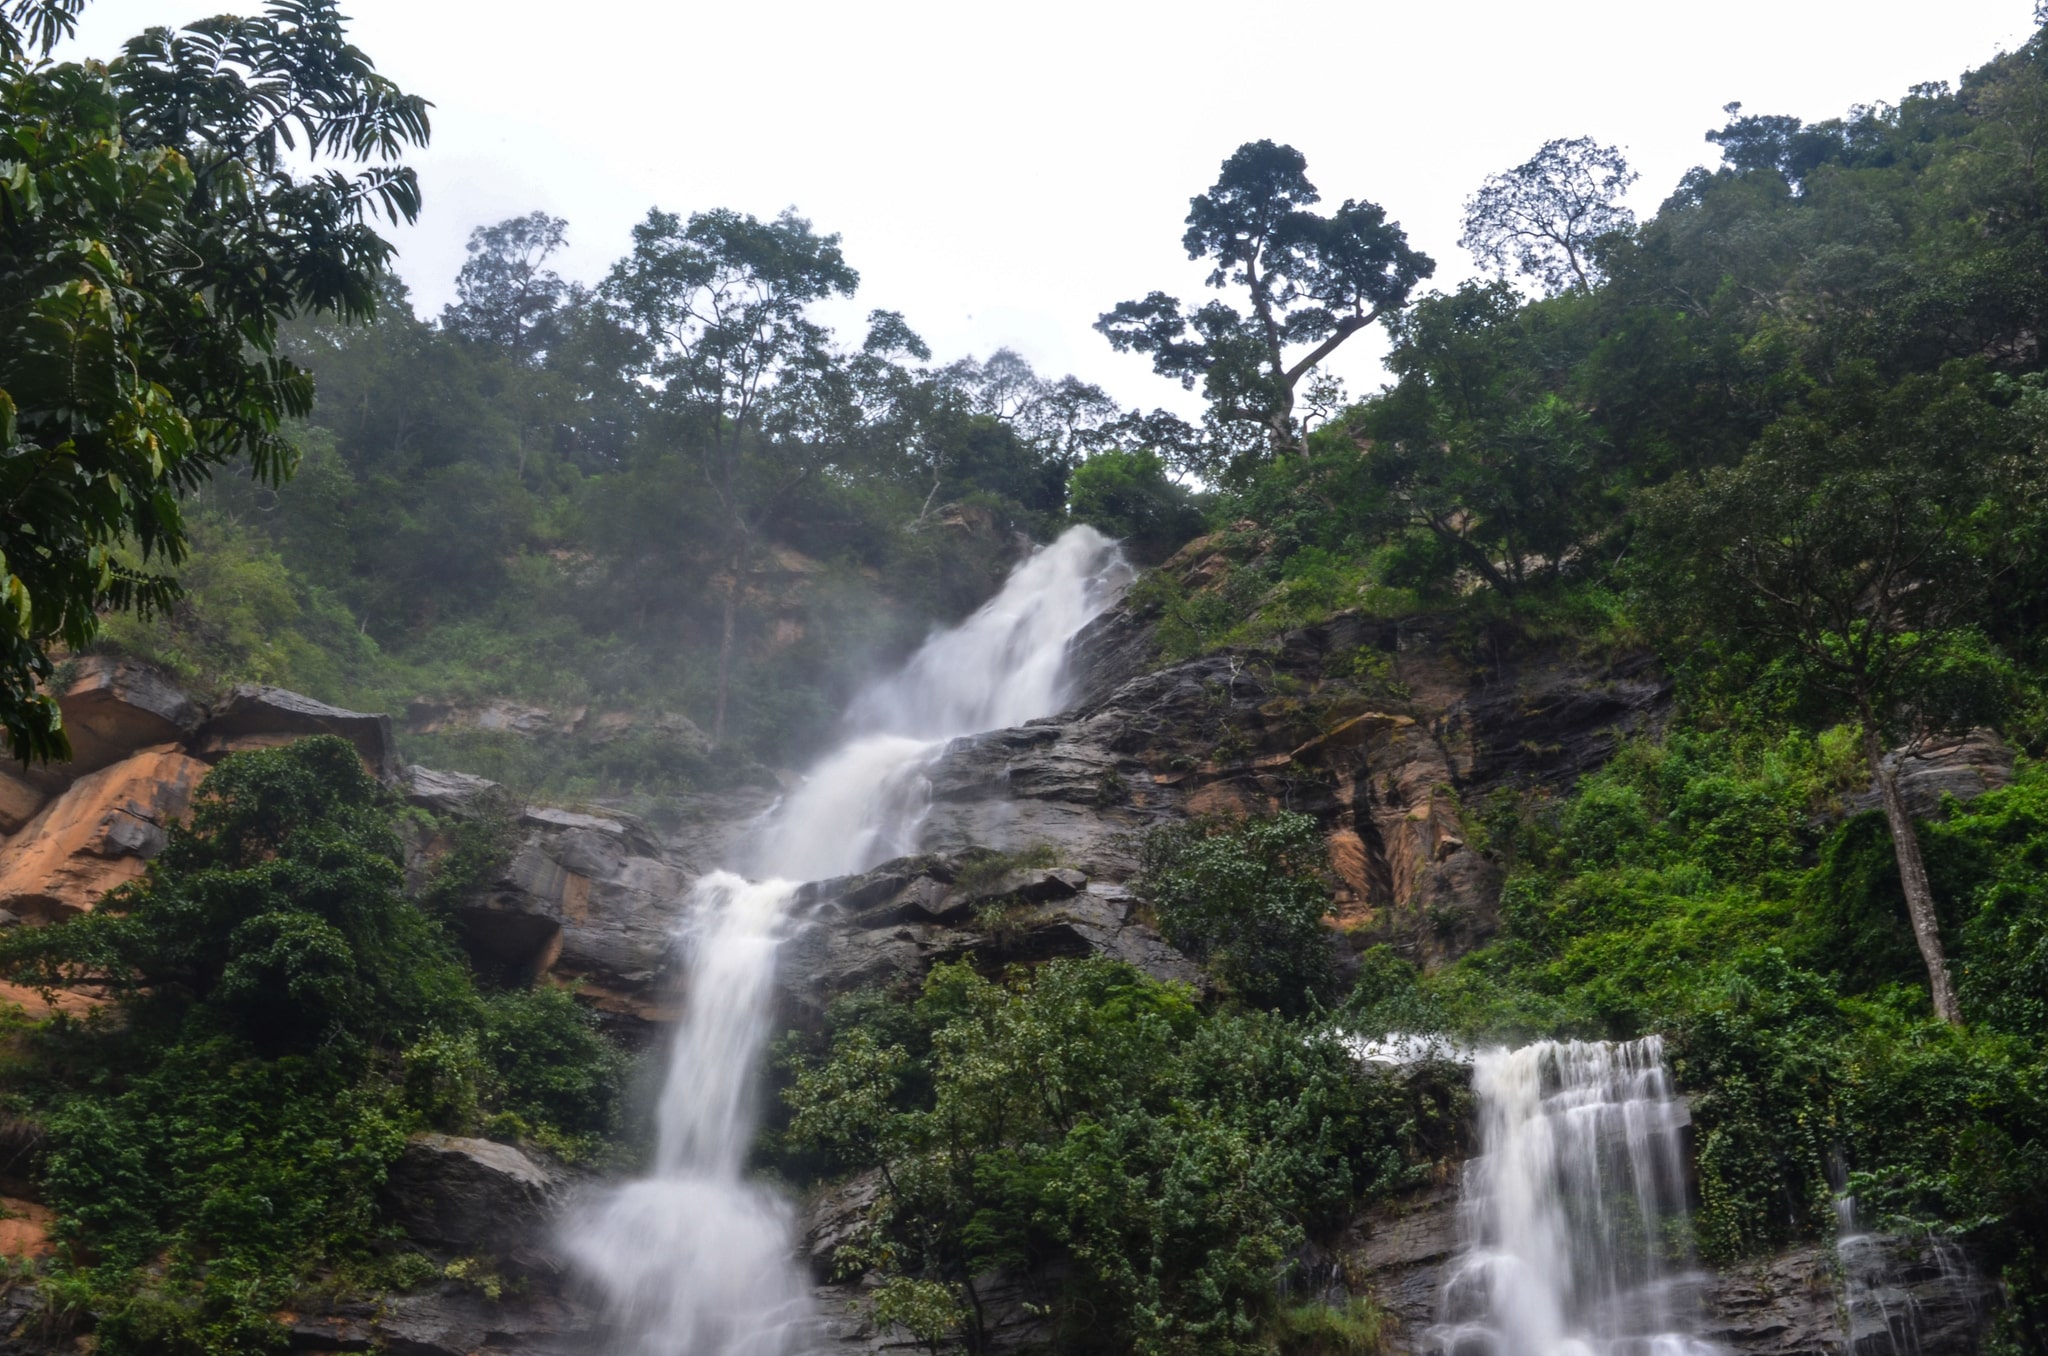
0, 0, 427, 760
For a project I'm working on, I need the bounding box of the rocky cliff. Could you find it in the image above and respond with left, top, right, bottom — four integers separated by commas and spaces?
0, 615, 2012, 1354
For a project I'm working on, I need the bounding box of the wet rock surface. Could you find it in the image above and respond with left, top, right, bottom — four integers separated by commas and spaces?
284, 1286, 598, 1356
1337, 1178, 1465, 1352
778, 854, 1201, 1018
1335, 1203, 2001, 1356
1831, 1233, 2000, 1356
924, 610, 1669, 969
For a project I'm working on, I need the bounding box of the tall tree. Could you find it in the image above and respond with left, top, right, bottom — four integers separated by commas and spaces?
601, 207, 861, 741
1635, 367, 2033, 1024
443, 211, 570, 360
1097, 140, 1431, 473
1351, 280, 1617, 595
0, 0, 427, 759
1461, 137, 1637, 294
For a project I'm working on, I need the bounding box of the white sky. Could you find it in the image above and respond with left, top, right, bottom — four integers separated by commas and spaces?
65, 0, 2042, 413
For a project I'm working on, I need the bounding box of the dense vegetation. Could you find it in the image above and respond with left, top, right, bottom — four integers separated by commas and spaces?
776, 24, 2048, 1355
0, 0, 428, 761
777, 958, 1459, 1356
87, 245, 1212, 788
1087, 26, 2048, 1351
0, 738, 629, 1352
8, 0, 2048, 1353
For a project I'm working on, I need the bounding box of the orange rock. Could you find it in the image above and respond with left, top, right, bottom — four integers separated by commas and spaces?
0, 771, 45, 835
11, 657, 202, 796
1325, 829, 1379, 926
0, 745, 209, 921
0, 1197, 54, 1261
0, 981, 105, 1019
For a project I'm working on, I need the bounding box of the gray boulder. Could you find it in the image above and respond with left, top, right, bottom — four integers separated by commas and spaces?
779, 856, 1200, 1018
380, 1134, 568, 1262
196, 685, 398, 778
459, 806, 692, 1028
1841, 729, 2015, 822
404, 765, 509, 819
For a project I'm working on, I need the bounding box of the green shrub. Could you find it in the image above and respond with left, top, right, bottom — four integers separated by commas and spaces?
783, 958, 1445, 1356
1139, 812, 1337, 1015
0, 739, 629, 1353
1270, 1299, 1386, 1356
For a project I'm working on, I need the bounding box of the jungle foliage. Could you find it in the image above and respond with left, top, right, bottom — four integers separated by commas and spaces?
98, 236, 1206, 782
1064, 22, 2048, 1348
12, 3, 2048, 1354
1355, 734, 2048, 1353
778, 958, 1459, 1356
0, 739, 630, 1353
0, 0, 427, 762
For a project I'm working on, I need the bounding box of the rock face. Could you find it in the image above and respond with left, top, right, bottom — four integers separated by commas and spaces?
778, 854, 1201, 1020
404, 764, 510, 819
1335, 1178, 1464, 1351
1841, 728, 2015, 821
925, 611, 1670, 969
1337, 1191, 2000, 1356
1831, 1233, 2000, 1356
461, 805, 694, 1026
10, 657, 203, 793
196, 684, 398, 777
0, 746, 209, 920
381, 1134, 572, 1266
268, 1135, 603, 1356
0, 667, 411, 929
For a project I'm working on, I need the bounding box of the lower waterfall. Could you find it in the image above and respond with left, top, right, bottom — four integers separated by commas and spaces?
1435, 1037, 1719, 1356
564, 526, 1129, 1356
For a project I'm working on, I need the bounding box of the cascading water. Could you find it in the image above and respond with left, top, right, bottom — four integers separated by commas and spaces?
1434, 1037, 1720, 1356
565, 526, 1130, 1356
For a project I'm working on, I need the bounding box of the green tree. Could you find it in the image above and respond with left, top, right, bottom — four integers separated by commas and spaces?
1634, 367, 2032, 1024
0, 738, 627, 1351
442, 211, 571, 360
1138, 811, 1338, 1015
784, 959, 1426, 1356
601, 206, 864, 740
1460, 136, 1637, 295
0, 0, 426, 761
1097, 140, 1432, 472
1, 736, 468, 1053
1352, 281, 1615, 596
1065, 447, 1202, 563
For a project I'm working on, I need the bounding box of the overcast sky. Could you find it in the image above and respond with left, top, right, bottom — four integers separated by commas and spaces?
65, 0, 2043, 412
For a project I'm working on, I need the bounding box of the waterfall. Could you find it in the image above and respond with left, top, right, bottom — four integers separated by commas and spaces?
565, 526, 1130, 1356
1435, 1037, 1719, 1356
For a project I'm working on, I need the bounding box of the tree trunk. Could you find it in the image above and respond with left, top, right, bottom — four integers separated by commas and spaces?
712, 530, 748, 745
1863, 725, 1962, 1024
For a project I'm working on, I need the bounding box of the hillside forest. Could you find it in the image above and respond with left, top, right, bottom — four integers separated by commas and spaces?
5, 0, 2048, 1353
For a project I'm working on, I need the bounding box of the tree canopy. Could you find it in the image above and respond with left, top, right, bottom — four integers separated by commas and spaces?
1097, 140, 1432, 475
0, 0, 426, 761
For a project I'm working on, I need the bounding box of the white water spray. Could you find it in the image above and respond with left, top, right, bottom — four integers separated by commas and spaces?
1435, 1037, 1720, 1356
566, 527, 1129, 1356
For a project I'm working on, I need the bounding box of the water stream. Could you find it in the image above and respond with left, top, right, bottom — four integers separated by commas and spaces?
1435, 1037, 1720, 1356
565, 526, 1129, 1356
